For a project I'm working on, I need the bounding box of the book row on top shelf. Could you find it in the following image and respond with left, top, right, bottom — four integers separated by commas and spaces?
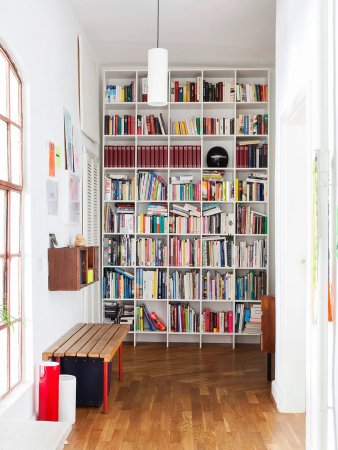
104, 69, 269, 104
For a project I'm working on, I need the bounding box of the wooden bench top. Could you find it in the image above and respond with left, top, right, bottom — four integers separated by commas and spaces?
42, 323, 129, 363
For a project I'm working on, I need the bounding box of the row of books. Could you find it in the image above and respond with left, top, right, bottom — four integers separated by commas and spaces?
104, 115, 135, 136
105, 81, 135, 103
170, 303, 200, 332
137, 146, 168, 167
236, 83, 268, 103
137, 171, 167, 201
170, 78, 202, 102
202, 117, 234, 135
235, 304, 261, 334
135, 304, 167, 332
104, 145, 135, 168
170, 118, 201, 135
169, 237, 201, 267
137, 114, 167, 135
202, 271, 234, 301
202, 237, 233, 268
236, 206, 268, 235
169, 145, 201, 168
202, 209, 235, 235
234, 239, 267, 268
136, 238, 167, 267
236, 114, 268, 136
201, 309, 233, 333
103, 203, 134, 234
169, 270, 200, 300
102, 268, 134, 299
104, 174, 135, 201
103, 236, 135, 266
169, 203, 201, 234
202, 173, 234, 201
236, 142, 268, 168
135, 269, 167, 300
235, 173, 267, 202
235, 271, 267, 300
170, 176, 201, 201
203, 81, 235, 103
137, 213, 168, 234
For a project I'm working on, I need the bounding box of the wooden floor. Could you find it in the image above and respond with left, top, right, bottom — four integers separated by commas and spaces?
67, 343, 305, 450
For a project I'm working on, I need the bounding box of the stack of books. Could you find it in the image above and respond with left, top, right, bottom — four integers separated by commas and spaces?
102, 268, 134, 299
202, 236, 233, 268
104, 114, 135, 135
203, 117, 234, 135
236, 141, 268, 168
170, 303, 200, 332
201, 309, 233, 333
170, 118, 201, 135
203, 80, 235, 102
169, 237, 201, 267
104, 302, 122, 323
137, 171, 167, 201
235, 173, 267, 201
136, 114, 167, 135
169, 145, 201, 168
137, 204, 167, 234
202, 271, 234, 300
105, 81, 135, 103
137, 146, 168, 167
170, 176, 201, 201
202, 206, 235, 234
236, 83, 268, 102
169, 270, 200, 300
236, 206, 268, 234
104, 203, 135, 234
136, 268, 167, 299
236, 271, 267, 300
236, 114, 268, 135
139, 77, 148, 102
104, 145, 135, 168
169, 203, 201, 234
120, 303, 135, 330
104, 174, 135, 201
170, 78, 202, 102
103, 236, 135, 266
235, 239, 267, 268
136, 237, 167, 267
243, 304, 262, 334
202, 171, 233, 201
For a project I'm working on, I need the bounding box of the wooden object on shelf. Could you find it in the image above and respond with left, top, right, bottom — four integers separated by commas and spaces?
261, 294, 275, 381
48, 246, 99, 291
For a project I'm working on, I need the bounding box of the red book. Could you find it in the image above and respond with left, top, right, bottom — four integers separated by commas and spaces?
187, 145, 193, 167
170, 146, 174, 167
150, 146, 154, 167
137, 146, 142, 167
131, 146, 135, 167
163, 146, 168, 167
196, 146, 201, 167
111, 146, 115, 167
155, 146, 160, 167
183, 146, 188, 167
244, 145, 249, 167
115, 116, 118, 135
104, 146, 108, 167
149, 115, 155, 135
141, 146, 145, 168
121, 146, 126, 167
126, 146, 130, 167
146, 146, 151, 167
146, 116, 151, 135
174, 81, 179, 102
117, 146, 122, 167
178, 147, 183, 167
131, 116, 135, 135
192, 146, 197, 167
236, 145, 240, 168
174, 146, 179, 168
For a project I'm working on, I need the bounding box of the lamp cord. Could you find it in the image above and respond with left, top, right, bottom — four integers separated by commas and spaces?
157, 0, 159, 48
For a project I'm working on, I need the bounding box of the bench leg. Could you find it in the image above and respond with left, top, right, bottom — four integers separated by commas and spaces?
103, 361, 108, 414
119, 344, 123, 381
55, 357, 61, 364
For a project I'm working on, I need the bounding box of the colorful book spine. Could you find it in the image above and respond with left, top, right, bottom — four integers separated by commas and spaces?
203, 80, 235, 102
104, 115, 135, 135
235, 143, 268, 168
102, 268, 134, 299
202, 117, 234, 135
202, 238, 233, 268
236, 206, 268, 235
202, 271, 234, 300
105, 81, 135, 103
103, 236, 135, 266
104, 176, 135, 201
136, 269, 167, 299
104, 145, 135, 168
170, 117, 201, 135
236, 83, 268, 102
137, 171, 167, 201
170, 181, 201, 201
235, 271, 267, 300
103, 204, 135, 234
236, 114, 268, 135
169, 215, 201, 234
169, 270, 200, 300
169, 303, 200, 332
169, 237, 201, 267
136, 238, 167, 267
235, 239, 267, 268
201, 309, 233, 333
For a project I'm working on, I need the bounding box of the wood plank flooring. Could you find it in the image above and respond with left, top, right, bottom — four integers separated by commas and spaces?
67, 344, 305, 450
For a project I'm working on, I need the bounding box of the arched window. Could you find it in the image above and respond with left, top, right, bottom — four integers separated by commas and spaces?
0, 45, 23, 398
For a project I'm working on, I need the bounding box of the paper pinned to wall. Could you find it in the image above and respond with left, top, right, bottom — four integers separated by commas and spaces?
48, 141, 55, 177
56, 146, 62, 169
47, 180, 58, 215
64, 108, 74, 172
69, 172, 81, 223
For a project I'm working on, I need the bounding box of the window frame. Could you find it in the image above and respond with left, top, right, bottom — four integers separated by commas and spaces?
0, 44, 23, 400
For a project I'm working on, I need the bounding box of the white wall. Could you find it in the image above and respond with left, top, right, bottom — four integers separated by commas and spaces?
0, 0, 99, 419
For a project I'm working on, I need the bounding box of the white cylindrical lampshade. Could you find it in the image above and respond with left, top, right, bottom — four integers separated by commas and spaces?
148, 48, 168, 106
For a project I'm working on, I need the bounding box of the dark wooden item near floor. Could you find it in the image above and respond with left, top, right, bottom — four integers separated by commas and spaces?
48, 246, 99, 291
261, 295, 275, 381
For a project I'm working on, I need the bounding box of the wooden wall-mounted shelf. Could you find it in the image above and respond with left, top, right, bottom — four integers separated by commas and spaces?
48, 246, 99, 291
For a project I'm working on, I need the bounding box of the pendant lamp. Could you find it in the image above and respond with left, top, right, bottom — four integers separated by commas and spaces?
148, 0, 168, 106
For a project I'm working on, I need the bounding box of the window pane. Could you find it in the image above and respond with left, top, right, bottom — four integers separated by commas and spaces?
10, 321, 21, 388
10, 69, 20, 125
9, 191, 20, 254
0, 190, 6, 254
0, 120, 8, 182
0, 327, 8, 397
0, 51, 7, 117
0, 258, 5, 312
9, 257, 20, 319
10, 125, 22, 185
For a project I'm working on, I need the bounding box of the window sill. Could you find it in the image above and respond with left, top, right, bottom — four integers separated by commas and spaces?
0, 381, 34, 420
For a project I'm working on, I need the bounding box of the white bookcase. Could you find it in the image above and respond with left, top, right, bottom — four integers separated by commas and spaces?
101, 68, 270, 348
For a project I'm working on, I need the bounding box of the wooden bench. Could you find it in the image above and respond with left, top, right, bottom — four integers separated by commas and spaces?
42, 323, 129, 414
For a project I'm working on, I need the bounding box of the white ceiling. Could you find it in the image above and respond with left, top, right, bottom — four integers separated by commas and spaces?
67, 0, 276, 67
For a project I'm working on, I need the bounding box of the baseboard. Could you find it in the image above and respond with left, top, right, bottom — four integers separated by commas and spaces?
271, 379, 279, 409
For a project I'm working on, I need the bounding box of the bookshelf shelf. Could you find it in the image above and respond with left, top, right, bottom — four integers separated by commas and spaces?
102, 67, 271, 348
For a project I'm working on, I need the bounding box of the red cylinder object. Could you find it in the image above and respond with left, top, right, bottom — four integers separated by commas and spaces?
38, 361, 60, 421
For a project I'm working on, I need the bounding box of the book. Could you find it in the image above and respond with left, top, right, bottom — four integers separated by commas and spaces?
202, 171, 234, 201
170, 77, 202, 102
136, 237, 168, 267
235, 173, 267, 201
169, 145, 201, 168
136, 114, 167, 135
170, 176, 201, 201
169, 303, 200, 332
236, 114, 268, 135
201, 309, 233, 333
102, 268, 134, 299
203, 117, 234, 135
236, 83, 268, 102
103, 236, 135, 266
235, 271, 266, 300
104, 174, 135, 201
169, 204, 201, 234
105, 80, 135, 103
170, 117, 201, 135
104, 146, 135, 168
169, 270, 200, 300
203, 80, 235, 102
140, 303, 157, 331
136, 146, 168, 168
104, 114, 135, 135
235, 303, 262, 334
103, 203, 135, 234
136, 268, 167, 299
202, 271, 234, 300
137, 171, 167, 201
137, 204, 168, 234
235, 238, 267, 268
169, 237, 201, 267
202, 237, 233, 268
140, 77, 148, 102
236, 205, 268, 234
236, 143, 268, 168
202, 211, 235, 235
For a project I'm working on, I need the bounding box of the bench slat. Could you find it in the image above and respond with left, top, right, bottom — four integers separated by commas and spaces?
100, 324, 130, 362
54, 324, 95, 357
42, 323, 85, 361
88, 325, 122, 358
65, 324, 105, 357
77, 323, 112, 357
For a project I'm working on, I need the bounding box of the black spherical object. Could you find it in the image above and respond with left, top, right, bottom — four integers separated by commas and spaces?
206, 146, 229, 168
